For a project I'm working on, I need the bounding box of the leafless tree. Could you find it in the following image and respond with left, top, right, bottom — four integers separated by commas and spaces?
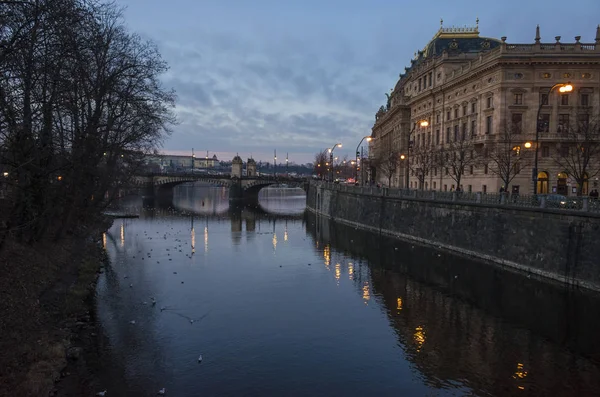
552, 116, 600, 195
485, 121, 532, 191
409, 144, 436, 189
0, 0, 175, 246
440, 132, 479, 190
313, 149, 328, 179
372, 145, 400, 187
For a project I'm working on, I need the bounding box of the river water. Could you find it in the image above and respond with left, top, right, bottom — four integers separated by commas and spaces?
96, 184, 600, 396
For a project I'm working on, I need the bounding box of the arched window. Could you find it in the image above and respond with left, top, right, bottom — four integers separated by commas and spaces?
537, 171, 549, 194
557, 172, 568, 195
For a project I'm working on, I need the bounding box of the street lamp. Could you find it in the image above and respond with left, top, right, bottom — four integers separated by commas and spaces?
286, 153, 289, 177
406, 119, 429, 189
191, 148, 195, 172
274, 150, 277, 180
355, 136, 372, 184
329, 143, 342, 181
532, 82, 573, 194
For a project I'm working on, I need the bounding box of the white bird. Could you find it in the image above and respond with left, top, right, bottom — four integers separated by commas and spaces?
130, 320, 136, 324
158, 388, 166, 395
198, 354, 203, 363
96, 391, 107, 396
151, 297, 157, 305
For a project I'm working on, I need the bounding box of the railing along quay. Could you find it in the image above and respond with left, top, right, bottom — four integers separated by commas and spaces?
313, 181, 600, 214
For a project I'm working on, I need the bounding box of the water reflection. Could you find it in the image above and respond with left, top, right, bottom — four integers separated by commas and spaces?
307, 212, 600, 396
258, 187, 306, 215
98, 188, 600, 397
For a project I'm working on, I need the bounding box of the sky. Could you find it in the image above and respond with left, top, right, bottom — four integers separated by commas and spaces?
114, 0, 600, 164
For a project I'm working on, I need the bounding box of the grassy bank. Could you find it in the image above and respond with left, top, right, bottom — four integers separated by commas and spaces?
0, 217, 112, 397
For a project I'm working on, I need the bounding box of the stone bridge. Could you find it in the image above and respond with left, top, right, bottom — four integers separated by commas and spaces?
129, 173, 308, 203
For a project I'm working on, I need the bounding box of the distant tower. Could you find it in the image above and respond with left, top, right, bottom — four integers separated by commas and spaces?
247, 158, 257, 177
231, 155, 243, 178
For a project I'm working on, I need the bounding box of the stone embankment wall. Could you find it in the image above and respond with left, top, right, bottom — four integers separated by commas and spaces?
307, 182, 600, 292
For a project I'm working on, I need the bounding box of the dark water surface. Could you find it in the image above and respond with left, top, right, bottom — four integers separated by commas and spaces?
96, 184, 600, 396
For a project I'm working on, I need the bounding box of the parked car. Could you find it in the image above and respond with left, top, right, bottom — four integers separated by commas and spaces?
540, 194, 579, 209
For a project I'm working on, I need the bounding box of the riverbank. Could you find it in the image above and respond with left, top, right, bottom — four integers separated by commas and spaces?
308, 182, 600, 292
0, 216, 112, 397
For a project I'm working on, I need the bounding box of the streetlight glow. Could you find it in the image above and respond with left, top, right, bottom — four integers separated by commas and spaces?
366, 137, 372, 142
2, 172, 8, 177
559, 84, 573, 93
420, 120, 429, 127
400, 154, 406, 160
524, 142, 532, 149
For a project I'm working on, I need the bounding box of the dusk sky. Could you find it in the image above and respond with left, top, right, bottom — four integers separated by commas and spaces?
115, 0, 600, 164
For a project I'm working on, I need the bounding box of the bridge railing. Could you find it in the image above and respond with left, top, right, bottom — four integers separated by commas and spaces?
313, 181, 600, 215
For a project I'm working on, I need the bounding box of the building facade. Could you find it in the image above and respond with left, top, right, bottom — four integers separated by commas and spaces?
370, 22, 600, 196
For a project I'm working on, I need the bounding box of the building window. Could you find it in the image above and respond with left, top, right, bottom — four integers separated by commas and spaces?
471, 120, 476, 136
447, 111, 451, 120
514, 93, 523, 105
542, 146, 550, 157
436, 114, 440, 124
423, 75, 427, 88
482, 185, 487, 193
511, 113, 523, 134
418, 78, 422, 91
538, 114, 550, 132
470, 165, 474, 175
444, 184, 447, 191
558, 114, 570, 133
454, 108, 459, 118
462, 104, 467, 116
468, 185, 472, 193
471, 102, 476, 113
561, 94, 569, 106
433, 181, 436, 189
486, 96, 493, 108
486, 116, 492, 134
446, 127, 450, 143
559, 146, 569, 157
434, 168, 437, 176
462, 123, 467, 140
484, 164, 488, 174
436, 129, 440, 145
454, 125, 459, 141
581, 94, 589, 107
445, 168, 449, 175
578, 113, 590, 130
540, 92, 549, 105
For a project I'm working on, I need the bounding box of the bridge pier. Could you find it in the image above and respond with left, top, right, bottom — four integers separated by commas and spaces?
228, 179, 243, 201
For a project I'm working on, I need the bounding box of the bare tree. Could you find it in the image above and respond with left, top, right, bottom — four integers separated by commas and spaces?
372, 145, 400, 187
486, 121, 532, 191
552, 116, 600, 195
313, 149, 328, 179
409, 144, 436, 189
442, 133, 478, 190
0, 0, 175, 245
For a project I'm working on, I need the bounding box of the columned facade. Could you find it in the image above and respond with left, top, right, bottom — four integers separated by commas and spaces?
370, 22, 600, 196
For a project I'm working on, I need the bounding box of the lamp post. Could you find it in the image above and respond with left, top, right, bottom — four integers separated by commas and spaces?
328, 143, 342, 181
406, 120, 429, 189
355, 136, 372, 184
532, 82, 573, 195
286, 153, 289, 177
400, 154, 406, 188
191, 148, 195, 172
274, 150, 277, 180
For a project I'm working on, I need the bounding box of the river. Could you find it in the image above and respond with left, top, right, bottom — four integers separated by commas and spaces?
96, 183, 600, 396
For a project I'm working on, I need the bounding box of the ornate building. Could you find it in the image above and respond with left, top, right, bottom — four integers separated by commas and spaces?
370, 21, 600, 195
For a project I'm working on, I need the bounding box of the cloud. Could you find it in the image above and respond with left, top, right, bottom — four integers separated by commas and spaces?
154, 28, 393, 162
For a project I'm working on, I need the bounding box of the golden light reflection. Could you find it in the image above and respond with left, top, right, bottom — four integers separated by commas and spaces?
204, 226, 208, 253
414, 326, 426, 352
120, 222, 125, 247
513, 363, 528, 390
362, 282, 370, 304
323, 245, 331, 267
284, 228, 288, 242
102, 233, 106, 249
335, 263, 341, 281
397, 297, 403, 311
348, 263, 354, 280
272, 233, 277, 251
191, 227, 196, 254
